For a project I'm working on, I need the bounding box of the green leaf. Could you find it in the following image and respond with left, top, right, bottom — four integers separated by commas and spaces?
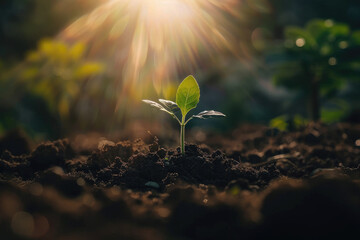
142, 99, 181, 124
142, 99, 170, 114
176, 75, 200, 118
158, 99, 180, 113
269, 115, 288, 131
192, 110, 226, 119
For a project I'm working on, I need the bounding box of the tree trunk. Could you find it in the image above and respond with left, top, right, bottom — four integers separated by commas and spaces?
308, 78, 320, 121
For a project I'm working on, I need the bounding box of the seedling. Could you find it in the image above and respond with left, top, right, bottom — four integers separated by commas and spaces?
143, 75, 225, 154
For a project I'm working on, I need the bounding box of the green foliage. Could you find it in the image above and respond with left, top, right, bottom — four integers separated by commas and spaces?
270, 115, 288, 131
275, 19, 360, 91
321, 99, 350, 124
20, 39, 105, 118
270, 114, 308, 131
272, 19, 360, 121
0, 38, 106, 138
143, 75, 225, 154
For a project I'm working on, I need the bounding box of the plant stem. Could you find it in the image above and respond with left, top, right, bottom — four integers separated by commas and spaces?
180, 117, 185, 154
180, 124, 185, 154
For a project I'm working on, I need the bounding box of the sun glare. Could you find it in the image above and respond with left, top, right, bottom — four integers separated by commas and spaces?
60, 0, 239, 104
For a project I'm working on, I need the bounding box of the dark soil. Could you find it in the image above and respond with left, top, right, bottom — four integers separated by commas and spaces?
0, 123, 360, 239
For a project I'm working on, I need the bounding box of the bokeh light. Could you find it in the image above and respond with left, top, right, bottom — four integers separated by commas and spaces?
328, 57, 337, 66
295, 38, 305, 47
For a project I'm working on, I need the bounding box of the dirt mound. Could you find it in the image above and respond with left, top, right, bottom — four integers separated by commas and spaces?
0, 123, 359, 239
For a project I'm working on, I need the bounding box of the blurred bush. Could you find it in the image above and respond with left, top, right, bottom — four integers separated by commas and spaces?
24, 39, 104, 118
0, 39, 107, 138
269, 19, 360, 122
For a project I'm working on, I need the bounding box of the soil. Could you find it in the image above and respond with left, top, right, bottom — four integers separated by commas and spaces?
0, 122, 360, 239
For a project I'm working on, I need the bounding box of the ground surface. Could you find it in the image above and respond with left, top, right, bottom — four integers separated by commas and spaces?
0, 123, 360, 239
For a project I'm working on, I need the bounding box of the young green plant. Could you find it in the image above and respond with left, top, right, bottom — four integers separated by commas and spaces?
143, 75, 225, 154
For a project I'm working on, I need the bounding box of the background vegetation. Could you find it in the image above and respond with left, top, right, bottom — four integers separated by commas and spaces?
0, 0, 359, 140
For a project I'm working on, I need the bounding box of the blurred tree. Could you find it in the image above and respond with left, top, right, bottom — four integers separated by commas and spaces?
271, 19, 360, 121
268, 0, 360, 37
0, 0, 101, 65
23, 39, 105, 119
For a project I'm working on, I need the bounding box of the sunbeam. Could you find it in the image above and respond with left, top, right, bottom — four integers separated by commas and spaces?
60, 0, 241, 104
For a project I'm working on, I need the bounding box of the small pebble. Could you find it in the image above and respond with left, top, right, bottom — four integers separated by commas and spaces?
145, 181, 160, 189
76, 178, 86, 186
